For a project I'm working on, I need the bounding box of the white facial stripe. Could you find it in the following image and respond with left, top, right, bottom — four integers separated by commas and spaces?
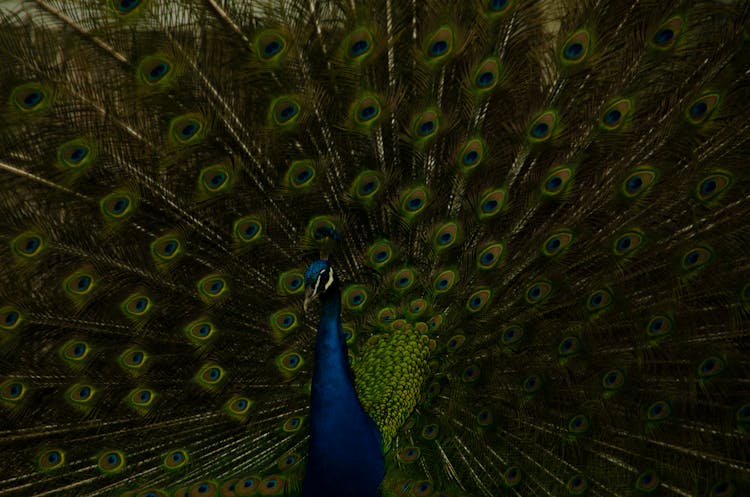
324, 268, 334, 290
312, 271, 323, 296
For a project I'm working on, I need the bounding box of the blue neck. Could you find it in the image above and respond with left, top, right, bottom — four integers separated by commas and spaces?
302, 287, 384, 497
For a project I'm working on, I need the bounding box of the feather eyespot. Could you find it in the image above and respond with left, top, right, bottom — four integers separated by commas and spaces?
353, 95, 382, 125
646, 400, 670, 421
413, 110, 439, 140
225, 396, 252, 418
259, 476, 285, 495
38, 449, 65, 470
501, 324, 524, 346
634, 470, 660, 492
433, 269, 457, 293
477, 242, 504, 269
686, 93, 719, 124
122, 294, 152, 317
346, 29, 374, 60
197, 275, 228, 302
462, 364, 481, 383
256, 30, 287, 62
11, 83, 49, 112
196, 364, 225, 386
458, 138, 486, 170
528, 111, 557, 142
599, 98, 632, 130
478, 189, 506, 218
696, 172, 731, 202
646, 315, 673, 339
343, 285, 368, 310
561, 30, 590, 64
11, 232, 44, 258
523, 374, 543, 394
622, 167, 658, 198
466, 288, 491, 312
234, 216, 263, 244
568, 414, 589, 435
558, 336, 581, 357
651, 17, 683, 50
602, 369, 625, 391
282, 416, 303, 433
270, 97, 300, 126
681, 246, 713, 270
98, 450, 125, 473
587, 288, 613, 312
163, 449, 189, 470
120, 349, 148, 370
277, 351, 303, 376
189, 481, 218, 496
57, 139, 95, 170
504, 467, 522, 487
270, 309, 298, 336
101, 191, 137, 220
393, 268, 416, 291
525, 280, 552, 304
1, 380, 26, 402
567, 474, 589, 495
542, 168, 572, 196
697, 356, 725, 378
424, 26, 453, 61
472, 58, 500, 92
710, 481, 736, 497
0, 307, 22, 331
61, 340, 90, 363
137, 55, 173, 86
398, 447, 421, 463
169, 114, 205, 145
200, 165, 231, 193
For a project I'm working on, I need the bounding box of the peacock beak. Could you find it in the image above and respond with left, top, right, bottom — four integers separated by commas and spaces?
303, 285, 318, 312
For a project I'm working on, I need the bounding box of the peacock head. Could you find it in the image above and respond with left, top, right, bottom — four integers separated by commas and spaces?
303, 259, 337, 311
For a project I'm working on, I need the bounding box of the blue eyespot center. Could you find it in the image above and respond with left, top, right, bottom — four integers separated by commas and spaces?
24, 237, 40, 253
69, 147, 88, 162
419, 120, 435, 135
113, 198, 129, 213
482, 252, 495, 264
627, 176, 643, 192
529, 285, 541, 299
464, 150, 479, 164
471, 296, 481, 307
164, 241, 177, 255
429, 40, 448, 57
691, 101, 708, 119
483, 199, 499, 212
180, 123, 198, 138
618, 236, 632, 250
591, 293, 603, 306
490, 0, 509, 10
564, 42, 584, 59
9, 383, 22, 397
134, 299, 147, 312
118, 0, 140, 12
532, 122, 549, 137
477, 71, 495, 87
73, 344, 86, 356
131, 352, 144, 364
375, 250, 388, 262
5, 312, 19, 326
604, 109, 622, 124
22, 91, 44, 107
264, 40, 282, 57
655, 28, 674, 45
279, 105, 297, 120
350, 39, 370, 56
546, 176, 563, 191
139, 391, 151, 402
547, 237, 561, 250
701, 178, 717, 194
408, 198, 423, 210
147, 62, 169, 81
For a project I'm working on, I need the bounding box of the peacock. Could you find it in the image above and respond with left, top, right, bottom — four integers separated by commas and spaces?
0, 0, 749, 496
